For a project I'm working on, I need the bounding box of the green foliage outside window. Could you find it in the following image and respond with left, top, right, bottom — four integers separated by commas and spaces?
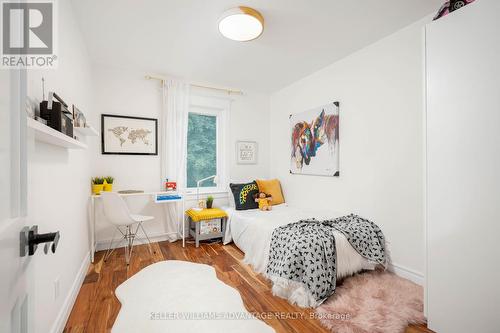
186, 113, 217, 188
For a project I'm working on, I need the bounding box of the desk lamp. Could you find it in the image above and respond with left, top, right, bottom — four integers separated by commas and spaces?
193, 175, 218, 211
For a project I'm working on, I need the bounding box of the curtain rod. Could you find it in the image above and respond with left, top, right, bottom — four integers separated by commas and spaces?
145, 75, 243, 95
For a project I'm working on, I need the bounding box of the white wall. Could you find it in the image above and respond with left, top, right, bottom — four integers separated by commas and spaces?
26, 1, 94, 333
90, 65, 270, 245
269, 17, 430, 278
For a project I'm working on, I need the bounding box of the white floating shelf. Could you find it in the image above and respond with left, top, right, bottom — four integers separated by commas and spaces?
27, 117, 88, 150
74, 125, 98, 137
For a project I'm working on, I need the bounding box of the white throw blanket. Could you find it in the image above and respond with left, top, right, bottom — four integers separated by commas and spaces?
223, 205, 376, 307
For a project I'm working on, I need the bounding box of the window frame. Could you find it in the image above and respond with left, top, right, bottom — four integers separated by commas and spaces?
184, 95, 229, 195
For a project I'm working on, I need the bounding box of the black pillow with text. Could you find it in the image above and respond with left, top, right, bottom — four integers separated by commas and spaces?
230, 181, 259, 210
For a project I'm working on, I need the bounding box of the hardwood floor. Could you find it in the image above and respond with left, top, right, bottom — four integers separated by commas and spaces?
64, 240, 432, 333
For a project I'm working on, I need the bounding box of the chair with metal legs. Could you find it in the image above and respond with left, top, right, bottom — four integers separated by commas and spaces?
100, 192, 155, 265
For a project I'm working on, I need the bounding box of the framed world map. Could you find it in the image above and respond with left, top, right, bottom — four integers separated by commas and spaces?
101, 114, 158, 155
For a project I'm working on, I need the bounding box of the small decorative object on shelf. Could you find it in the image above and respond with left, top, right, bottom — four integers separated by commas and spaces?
197, 199, 206, 210
165, 179, 177, 191
206, 195, 214, 209
103, 176, 114, 192
40, 92, 74, 138
72, 105, 86, 128
91, 177, 105, 195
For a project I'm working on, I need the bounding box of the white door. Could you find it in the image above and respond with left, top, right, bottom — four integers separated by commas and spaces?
0, 67, 34, 332
426, 1, 500, 332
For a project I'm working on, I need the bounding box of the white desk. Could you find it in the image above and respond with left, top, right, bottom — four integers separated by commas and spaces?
90, 191, 185, 263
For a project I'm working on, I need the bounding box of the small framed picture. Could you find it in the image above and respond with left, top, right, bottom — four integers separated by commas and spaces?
73, 105, 86, 128
101, 114, 158, 155
236, 141, 258, 164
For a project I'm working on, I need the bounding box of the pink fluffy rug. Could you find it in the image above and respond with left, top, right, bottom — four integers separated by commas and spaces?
316, 270, 425, 333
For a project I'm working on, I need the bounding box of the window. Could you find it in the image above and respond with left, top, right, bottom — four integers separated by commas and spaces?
185, 96, 228, 192
186, 113, 217, 188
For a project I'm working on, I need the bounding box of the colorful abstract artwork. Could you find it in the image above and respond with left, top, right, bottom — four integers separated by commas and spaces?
290, 102, 339, 176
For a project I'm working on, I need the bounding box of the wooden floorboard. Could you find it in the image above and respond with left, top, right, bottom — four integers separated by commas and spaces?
64, 240, 432, 333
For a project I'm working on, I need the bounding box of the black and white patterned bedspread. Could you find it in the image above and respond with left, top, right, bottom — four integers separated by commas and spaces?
266, 214, 386, 305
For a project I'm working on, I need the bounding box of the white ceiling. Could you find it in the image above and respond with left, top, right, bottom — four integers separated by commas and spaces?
71, 0, 441, 93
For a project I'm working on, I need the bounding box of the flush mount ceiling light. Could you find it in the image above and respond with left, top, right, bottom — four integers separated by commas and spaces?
218, 6, 264, 42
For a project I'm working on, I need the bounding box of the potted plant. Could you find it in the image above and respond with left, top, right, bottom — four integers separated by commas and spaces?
104, 176, 114, 192
206, 195, 214, 209
91, 177, 105, 195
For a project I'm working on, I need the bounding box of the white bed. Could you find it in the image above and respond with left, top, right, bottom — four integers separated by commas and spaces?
222, 204, 377, 307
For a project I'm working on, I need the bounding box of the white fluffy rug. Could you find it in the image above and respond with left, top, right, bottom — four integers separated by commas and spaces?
112, 260, 275, 333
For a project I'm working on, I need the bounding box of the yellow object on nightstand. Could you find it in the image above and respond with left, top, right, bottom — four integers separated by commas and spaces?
186, 208, 227, 222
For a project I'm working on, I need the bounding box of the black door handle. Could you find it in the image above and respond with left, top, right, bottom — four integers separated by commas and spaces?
43, 230, 60, 254
20, 226, 60, 257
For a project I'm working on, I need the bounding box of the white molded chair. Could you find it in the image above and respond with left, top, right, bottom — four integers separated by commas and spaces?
100, 192, 155, 265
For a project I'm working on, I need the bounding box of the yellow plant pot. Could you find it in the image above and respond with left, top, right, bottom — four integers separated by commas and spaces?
92, 184, 104, 195
103, 183, 113, 192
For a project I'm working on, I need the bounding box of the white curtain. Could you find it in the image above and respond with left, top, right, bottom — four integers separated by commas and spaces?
161, 79, 190, 241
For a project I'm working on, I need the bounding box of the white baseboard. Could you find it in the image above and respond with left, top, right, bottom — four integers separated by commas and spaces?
389, 263, 424, 286
50, 251, 90, 333
95, 231, 178, 252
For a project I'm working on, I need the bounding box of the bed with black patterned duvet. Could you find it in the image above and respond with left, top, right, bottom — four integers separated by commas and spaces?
266, 214, 387, 307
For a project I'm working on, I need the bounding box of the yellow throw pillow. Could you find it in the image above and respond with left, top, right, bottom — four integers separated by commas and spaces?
256, 179, 285, 206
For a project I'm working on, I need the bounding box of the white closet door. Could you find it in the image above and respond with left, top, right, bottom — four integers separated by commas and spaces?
426, 1, 500, 332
